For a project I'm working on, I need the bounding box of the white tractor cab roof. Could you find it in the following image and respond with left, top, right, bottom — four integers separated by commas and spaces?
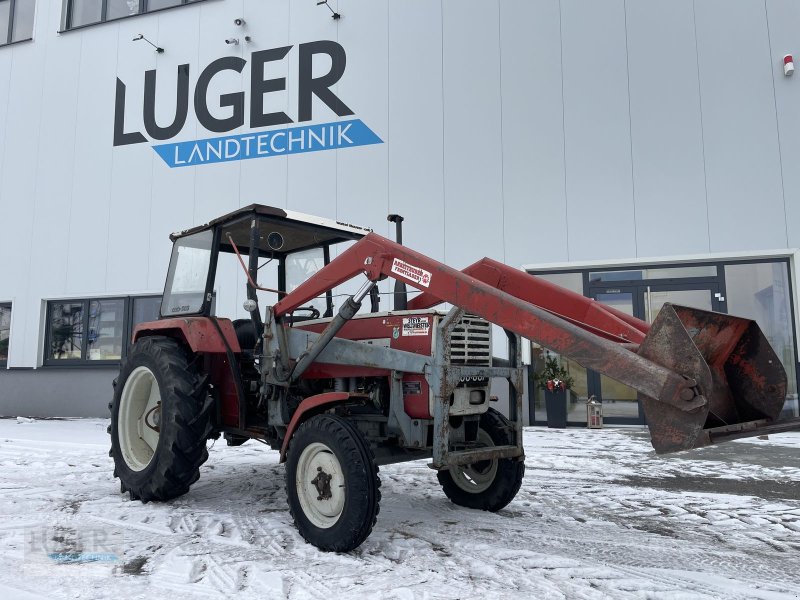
170, 204, 372, 257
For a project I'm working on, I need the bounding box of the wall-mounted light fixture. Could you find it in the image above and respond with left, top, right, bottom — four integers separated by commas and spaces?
317, 0, 341, 20
132, 33, 164, 54
784, 54, 794, 76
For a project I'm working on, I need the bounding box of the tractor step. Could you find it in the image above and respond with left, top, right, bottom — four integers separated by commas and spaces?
445, 444, 523, 467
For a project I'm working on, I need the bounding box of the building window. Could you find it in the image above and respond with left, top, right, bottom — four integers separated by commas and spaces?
62, 0, 201, 30
0, 0, 35, 46
724, 262, 798, 417
0, 303, 11, 365
44, 295, 161, 365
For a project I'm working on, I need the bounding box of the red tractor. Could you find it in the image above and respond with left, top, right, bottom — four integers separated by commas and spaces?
109, 205, 793, 551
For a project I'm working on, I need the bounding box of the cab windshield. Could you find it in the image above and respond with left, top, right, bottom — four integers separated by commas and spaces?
161, 230, 214, 317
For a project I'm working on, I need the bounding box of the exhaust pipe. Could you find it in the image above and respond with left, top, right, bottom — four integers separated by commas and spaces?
387, 214, 408, 311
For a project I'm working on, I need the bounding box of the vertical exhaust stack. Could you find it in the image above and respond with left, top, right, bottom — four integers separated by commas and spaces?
387, 214, 408, 311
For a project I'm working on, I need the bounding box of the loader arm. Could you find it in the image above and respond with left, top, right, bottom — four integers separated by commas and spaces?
407, 257, 648, 345
275, 234, 698, 413
273, 232, 790, 454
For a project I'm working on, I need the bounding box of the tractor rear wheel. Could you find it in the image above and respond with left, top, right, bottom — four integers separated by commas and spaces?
285, 414, 380, 551
437, 408, 525, 511
109, 336, 214, 502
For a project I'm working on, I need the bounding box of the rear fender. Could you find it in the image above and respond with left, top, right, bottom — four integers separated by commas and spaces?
279, 392, 361, 462
132, 317, 241, 354
133, 317, 244, 429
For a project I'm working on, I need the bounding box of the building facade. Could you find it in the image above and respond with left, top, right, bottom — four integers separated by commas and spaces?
0, 0, 798, 424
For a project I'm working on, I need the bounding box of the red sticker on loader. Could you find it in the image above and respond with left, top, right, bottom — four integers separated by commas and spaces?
391, 258, 432, 288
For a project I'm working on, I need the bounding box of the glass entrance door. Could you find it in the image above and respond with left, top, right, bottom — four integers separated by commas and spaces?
588, 283, 722, 424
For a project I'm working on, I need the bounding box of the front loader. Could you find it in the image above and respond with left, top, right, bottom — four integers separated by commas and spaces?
109, 204, 794, 551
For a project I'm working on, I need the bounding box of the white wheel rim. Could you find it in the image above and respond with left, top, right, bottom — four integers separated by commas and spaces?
296, 442, 345, 529
450, 428, 498, 494
118, 366, 161, 472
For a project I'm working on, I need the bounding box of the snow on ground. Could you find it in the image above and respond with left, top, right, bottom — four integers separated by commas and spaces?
0, 418, 799, 599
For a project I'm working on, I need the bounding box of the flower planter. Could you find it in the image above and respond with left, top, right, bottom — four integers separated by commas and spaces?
545, 388, 568, 428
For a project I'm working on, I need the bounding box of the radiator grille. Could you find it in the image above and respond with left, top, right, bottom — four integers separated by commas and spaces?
449, 314, 491, 365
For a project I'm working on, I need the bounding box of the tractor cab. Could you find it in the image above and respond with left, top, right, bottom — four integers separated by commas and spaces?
160, 204, 371, 326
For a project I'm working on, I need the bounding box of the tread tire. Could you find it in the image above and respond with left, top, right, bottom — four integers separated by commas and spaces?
437, 408, 525, 511
109, 336, 213, 502
285, 414, 381, 552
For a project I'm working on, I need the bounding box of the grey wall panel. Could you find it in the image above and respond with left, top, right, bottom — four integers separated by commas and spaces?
145, 10, 201, 292
500, 0, 567, 269
66, 25, 119, 297
561, 0, 636, 262
695, 0, 786, 252
285, 0, 338, 219
24, 1, 81, 364
387, 0, 445, 264
626, 0, 709, 257
0, 368, 116, 418
766, 0, 800, 249
442, 0, 504, 269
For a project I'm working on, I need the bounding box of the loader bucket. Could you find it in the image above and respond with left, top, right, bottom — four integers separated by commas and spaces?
637, 304, 787, 454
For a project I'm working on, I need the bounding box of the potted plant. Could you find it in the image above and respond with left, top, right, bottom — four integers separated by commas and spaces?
536, 354, 574, 428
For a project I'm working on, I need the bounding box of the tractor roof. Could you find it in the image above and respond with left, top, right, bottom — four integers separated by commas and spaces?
170, 204, 371, 256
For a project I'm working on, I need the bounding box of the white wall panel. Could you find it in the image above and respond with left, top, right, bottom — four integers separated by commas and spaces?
626, 0, 709, 257
195, 0, 245, 320
336, 0, 388, 235
561, 0, 636, 261
766, 0, 800, 249
442, 0, 503, 269
66, 24, 119, 297
1, 14, 49, 365
0, 34, 17, 306
1, 0, 800, 371
24, 0, 80, 363
500, 0, 566, 269
336, 0, 389, 300
388, 0, 444, 264
105, 17, 159, 295
146, 8, 201, 291
239, 0, 290, 210
695, 0, 786, 252
285, 0, 339, 218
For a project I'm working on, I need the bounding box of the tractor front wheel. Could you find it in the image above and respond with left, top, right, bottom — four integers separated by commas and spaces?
285, 414, 380, 551
109, 336, 214, 502
437, 408, 525, 511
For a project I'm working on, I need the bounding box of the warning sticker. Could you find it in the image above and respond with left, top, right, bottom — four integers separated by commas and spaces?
402, 316, 430, 336
391, 258, 432, 288
402, 381, 422, 396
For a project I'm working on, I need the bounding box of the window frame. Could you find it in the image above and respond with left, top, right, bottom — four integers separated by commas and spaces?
525, 256, 800, 426
0, 0, 35, 47
43, 295, 162, 367
0, 301, 11, 367
62, 0, 203, 33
